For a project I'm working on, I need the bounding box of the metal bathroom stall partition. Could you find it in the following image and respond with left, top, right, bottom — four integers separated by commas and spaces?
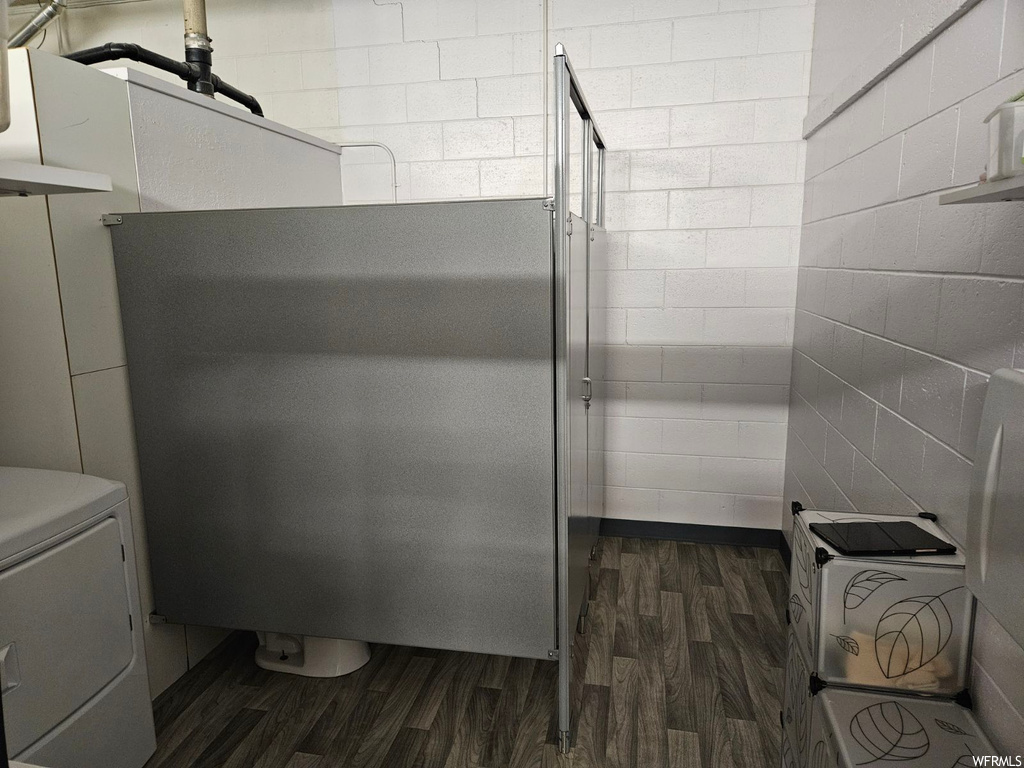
107, 45, 606, 750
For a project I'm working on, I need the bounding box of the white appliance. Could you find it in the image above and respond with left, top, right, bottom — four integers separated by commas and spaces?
967, 368, 1024, 648
0, 467, 155, 768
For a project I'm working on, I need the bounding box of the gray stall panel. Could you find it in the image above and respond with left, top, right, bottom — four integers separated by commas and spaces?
111, 199, 558, 659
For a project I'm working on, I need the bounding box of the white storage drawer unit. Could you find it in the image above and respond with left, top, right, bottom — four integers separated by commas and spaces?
782, 630, 814, 767
807, 687, 994, 767
787, 506, 973, 697
0, 467, 155, 768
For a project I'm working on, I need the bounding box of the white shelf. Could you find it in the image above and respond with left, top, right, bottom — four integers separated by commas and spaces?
0, 160, 112, 197
939, 174, 1024, 204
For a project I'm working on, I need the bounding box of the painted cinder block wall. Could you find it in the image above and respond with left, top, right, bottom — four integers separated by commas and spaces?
36, 0, 815, 534
788, 0, 1024, 753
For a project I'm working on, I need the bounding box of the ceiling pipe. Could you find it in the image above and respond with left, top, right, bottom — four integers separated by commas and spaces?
8, 0, 67, 48
62, 0, 263, 116
1, 0, 10, 134
182, 0, 213, 96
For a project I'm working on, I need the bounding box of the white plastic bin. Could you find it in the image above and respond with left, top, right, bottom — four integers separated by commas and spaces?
809, 687, 994, 767
787, 506, 973, 696
782, 631, 814, 768
985, 101, 1024, 181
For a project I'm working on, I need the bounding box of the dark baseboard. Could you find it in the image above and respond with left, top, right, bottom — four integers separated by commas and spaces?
778, 532, 791, 569
599, 518, 786, 550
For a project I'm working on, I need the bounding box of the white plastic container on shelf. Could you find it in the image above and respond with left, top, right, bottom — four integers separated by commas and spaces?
985, 101, 1024, 181
787, 504, 973, 697
782, 630, 814, 768
808, 687, 994, 767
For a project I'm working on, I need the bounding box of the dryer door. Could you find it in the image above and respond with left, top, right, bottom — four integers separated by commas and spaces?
0, 518, 132, 755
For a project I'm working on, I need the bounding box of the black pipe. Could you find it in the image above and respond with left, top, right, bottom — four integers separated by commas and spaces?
185, 46, 214, 97
63, 43, 263, 117
211, 76, 264, 117
64, 43, 190, 77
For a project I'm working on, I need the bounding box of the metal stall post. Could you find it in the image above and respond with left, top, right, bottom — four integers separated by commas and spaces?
581, 118, 594, 409
552, 44, 573, 756
551, 42, 607, 754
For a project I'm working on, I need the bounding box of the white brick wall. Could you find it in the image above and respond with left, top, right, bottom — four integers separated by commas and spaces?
792, 0, 1024, 754
50, 0, 814, 536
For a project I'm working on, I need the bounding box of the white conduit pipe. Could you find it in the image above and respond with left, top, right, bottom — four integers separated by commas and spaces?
334, 141, 399, 204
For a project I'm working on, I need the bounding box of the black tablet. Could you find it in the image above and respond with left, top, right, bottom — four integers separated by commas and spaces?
808, 520, 957, 557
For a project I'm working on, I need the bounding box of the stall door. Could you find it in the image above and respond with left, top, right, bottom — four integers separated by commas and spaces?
109, 198, 558, 660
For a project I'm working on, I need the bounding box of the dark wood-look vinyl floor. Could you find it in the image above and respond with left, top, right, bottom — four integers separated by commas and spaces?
146, 537, 788, 768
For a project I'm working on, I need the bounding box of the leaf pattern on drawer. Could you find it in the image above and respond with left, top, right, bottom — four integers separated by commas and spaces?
809, 739, 830, 768
951, 743, 977, 766
843, 569, 905, 621
874, 588, 962, 679
831, 634, 860, 655
789, 593, 805, 624
850, 701, 929, 762
935, 719, 971, 737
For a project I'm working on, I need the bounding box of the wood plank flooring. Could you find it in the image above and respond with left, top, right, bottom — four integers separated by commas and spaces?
146, 537, 787, 768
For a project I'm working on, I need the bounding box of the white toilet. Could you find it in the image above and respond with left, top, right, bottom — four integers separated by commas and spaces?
254, 633, 370, 678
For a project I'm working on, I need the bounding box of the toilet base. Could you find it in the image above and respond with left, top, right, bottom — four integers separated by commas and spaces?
254, 633, 371, 677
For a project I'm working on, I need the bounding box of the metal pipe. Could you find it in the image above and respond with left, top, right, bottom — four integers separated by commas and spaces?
182, 0, 209, 42
8, 0, 67, 48
1, 0, 10, 134
552, 48, 571, 757
334, 141, 399, 204
581, 119, 592, 224
182, 0, 213, 96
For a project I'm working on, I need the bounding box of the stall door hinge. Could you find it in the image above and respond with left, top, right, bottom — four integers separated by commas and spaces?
101, 214, 123, 226
149, 613, 168, 625
547, 649, 560, 660
542, 199, 555, 211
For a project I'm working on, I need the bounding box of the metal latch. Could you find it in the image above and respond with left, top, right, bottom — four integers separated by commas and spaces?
581, 377, 592, 403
